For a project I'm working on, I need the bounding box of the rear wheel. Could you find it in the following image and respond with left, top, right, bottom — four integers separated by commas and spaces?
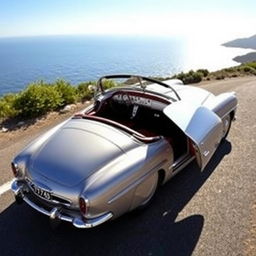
138, 171, 159, 209
222, 114, 232, 140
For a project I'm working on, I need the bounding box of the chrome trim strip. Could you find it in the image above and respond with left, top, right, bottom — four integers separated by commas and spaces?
23, 196, 64, 219
172, 153, 189, 169
172, 156, 195, 177
72, 212, 113, 228
11, 180, 113, 228
201, 92, 213, 105
170, 138, 190, 169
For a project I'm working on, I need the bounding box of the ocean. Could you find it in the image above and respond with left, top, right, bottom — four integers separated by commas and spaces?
0, 35, 251, 96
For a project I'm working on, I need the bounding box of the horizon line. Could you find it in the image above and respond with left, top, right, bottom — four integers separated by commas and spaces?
0, 33, 180, 39
0, 32, 253, 41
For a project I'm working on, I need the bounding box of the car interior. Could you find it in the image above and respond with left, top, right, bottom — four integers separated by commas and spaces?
82, 89, 188, 161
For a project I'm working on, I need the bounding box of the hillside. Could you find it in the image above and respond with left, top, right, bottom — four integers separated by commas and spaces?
223, 34, 256, 50
233, 52, 256, 63
223, 34, 256, 63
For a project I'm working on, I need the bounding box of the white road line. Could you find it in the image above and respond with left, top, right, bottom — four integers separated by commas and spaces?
0, 180, 12, 196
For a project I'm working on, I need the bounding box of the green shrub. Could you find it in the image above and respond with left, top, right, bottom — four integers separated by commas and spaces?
245, 62, 256, 69
174, 70, 203, 84
197, 69, 209, 77
54, 80, 77, 106
76, 79, 116, 101
0, 94, 18, 120
250, 69, 256, 75
216, 74, 225, 80
102, 79, 117, 90
241, 65, 255, 73
223, 67, 236, 73
14, 81, 62, 118
76, 81, 96, 101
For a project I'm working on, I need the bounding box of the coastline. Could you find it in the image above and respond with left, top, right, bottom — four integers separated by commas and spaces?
223, 34, 256, 64
233, 52, 256, 63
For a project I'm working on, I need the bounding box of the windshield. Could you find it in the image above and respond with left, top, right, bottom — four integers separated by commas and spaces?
96, 75, 181, 101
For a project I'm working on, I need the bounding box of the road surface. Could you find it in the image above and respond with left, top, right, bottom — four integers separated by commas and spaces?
0, 77, 255, 256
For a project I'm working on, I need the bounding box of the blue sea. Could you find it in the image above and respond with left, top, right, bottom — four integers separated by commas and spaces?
0, 35, 251, 95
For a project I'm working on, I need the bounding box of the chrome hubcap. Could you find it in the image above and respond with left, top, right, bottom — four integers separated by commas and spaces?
223, 115, 231, 138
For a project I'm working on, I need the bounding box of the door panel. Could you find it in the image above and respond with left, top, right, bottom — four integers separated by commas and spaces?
164, 102, 223, 170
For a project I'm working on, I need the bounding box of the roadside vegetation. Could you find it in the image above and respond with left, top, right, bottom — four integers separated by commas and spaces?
172, 62, 256, 84
171, 69, 209, 84
0, 62, 256, 124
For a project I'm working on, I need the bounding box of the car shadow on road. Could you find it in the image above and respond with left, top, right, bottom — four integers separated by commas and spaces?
0, 141, 232, 256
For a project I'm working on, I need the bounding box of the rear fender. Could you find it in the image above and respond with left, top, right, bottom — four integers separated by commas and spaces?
203, 92, 238, 120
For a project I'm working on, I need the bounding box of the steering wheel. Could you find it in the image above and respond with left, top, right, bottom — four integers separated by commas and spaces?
122, 92, 132, 106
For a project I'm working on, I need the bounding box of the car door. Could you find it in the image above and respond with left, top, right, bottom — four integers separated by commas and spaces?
163, 101, 223, 170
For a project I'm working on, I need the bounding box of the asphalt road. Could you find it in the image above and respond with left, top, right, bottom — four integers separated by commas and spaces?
0, 77, 255, 256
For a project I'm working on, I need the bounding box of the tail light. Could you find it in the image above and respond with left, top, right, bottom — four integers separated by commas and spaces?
11, 162, 19, 177
79, 197, 88, 216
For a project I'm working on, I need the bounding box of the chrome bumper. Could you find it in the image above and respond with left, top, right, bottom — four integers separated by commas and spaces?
11, 180, 113, 228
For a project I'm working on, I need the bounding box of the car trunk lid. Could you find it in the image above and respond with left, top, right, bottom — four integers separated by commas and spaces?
30, 120, 132, 187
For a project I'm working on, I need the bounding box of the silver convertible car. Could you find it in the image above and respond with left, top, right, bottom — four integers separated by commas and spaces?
11, 75, 237, 228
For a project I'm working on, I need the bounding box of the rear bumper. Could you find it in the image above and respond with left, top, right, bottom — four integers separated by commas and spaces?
11, 180, 113, 228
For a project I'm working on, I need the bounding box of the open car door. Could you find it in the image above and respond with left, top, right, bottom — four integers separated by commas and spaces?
163, 101, 223, 170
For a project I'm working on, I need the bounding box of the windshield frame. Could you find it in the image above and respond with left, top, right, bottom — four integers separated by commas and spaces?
96, 74, 181, 101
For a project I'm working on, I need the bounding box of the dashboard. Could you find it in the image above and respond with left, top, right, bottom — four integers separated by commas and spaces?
113, 93, 152, 107
111, 91, 170, 110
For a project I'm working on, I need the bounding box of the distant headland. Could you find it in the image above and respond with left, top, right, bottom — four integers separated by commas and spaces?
223, 34, 256, 63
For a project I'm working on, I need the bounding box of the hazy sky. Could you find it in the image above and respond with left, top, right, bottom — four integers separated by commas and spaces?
0, 0, 255, 41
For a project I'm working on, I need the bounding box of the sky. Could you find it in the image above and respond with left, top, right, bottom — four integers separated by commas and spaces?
0, 0, 256, 42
